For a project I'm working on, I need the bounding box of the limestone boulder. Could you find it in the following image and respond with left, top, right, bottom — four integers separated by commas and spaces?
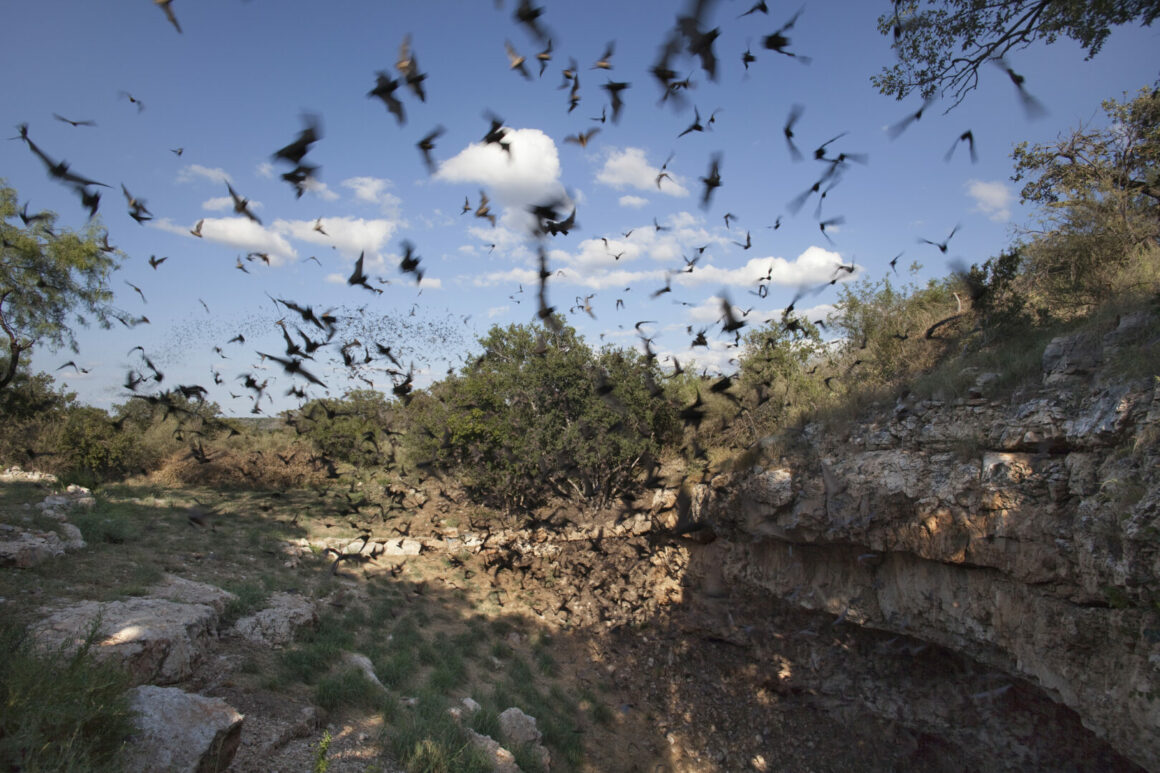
123, 685, 244, 773
32, 597, 220, 685
149, 575, 237, 616
230, 592, 316, 647
0, 526, 69, 567
499, 707, 550, 769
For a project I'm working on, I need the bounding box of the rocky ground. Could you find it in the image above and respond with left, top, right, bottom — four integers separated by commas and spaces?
1, 463, 1143, 772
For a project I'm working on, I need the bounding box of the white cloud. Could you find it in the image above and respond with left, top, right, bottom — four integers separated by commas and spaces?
201, 196, 233, 211
272, 216, 399, 260
436, 127, 570, 231
342, 177, 402, 215
255, 161, 275, 179
966, 179, 1014, 222
301, 178, 339, 201
619, 195, 648, 208
177, 164, 232, 184
487, 305, 510, 318
596, 147, 688, 197
472, 266, 540, 287
195, 217, 297, 265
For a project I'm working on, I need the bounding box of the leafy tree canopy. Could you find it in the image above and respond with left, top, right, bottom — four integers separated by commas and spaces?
404, 320, 678, 512
1011, 86, 1160, 307
0, 181, 122, 390
874, 1, 1160, 108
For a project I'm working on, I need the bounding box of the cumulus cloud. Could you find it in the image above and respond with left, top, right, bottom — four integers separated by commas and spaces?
196, 217, 296, 264
342, 177, 402, 215
596, 147, 688, 196
201, 196, 233, 211
177, 164, 232, 184
528, 219, 842, 292
436, 127, 569, 231
966, 179, 1014, 222
272, 216, 399, 261
471, 266, 540, 287
301, 178, 339, 201
619, 194, 648, 208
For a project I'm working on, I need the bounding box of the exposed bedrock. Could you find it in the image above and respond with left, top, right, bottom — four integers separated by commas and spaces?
695, 316, 1160, 770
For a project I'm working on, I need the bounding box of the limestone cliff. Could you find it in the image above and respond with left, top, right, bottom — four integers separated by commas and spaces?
694, 309, 1160, 770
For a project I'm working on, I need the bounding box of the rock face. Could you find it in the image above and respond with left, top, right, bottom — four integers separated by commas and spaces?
124, 685, 244, 773
698, 314, 1160, 770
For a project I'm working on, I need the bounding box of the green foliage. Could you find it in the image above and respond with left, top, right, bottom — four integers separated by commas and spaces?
312, 729, 333, 773
874, 1, 1160, 108
53, 405, 147, 485
738, 316, 830, 432
961, 247, 1037, 336
404, 320, 679, 512
828, 273, 957, 387
1012, 87, 1160, 311
0, 619, 134, 773
0, 367, 75, 467
0, 181, 123, 390
71, 503, 138, 545
294, 389, 395, 467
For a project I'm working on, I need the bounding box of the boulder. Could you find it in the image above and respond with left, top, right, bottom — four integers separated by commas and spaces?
465, 729, 520, 773
499, 707, 550, 769
341, 652, 386, 691
149, 575, 237, 616
0, 527, 69, 567
124, 685, 244, 773
32, 597, 219, 684
231, 592, 316, 647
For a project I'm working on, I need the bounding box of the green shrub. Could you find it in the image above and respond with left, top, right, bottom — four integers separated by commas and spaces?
0, 619, 135, 772
403, 320, 679, 512
0, 368, 74, 469
294, 390, 395, 468
53, 405, 148, 484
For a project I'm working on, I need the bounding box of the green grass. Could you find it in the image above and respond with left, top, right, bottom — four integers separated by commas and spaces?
220, 578, 270, 626
70, 501, 140, 545
387, 695, 494, 773
0, 619, 135, 773
276, 612, 354, 685
425, 648, 468, 695
314, 667, 384, 713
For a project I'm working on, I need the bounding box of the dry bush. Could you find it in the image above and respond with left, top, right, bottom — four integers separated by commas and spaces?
147, 440, 325, 489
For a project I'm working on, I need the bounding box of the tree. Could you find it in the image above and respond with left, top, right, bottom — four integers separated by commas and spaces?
0, 367, 75, 466
294, 389, 394, 467
404, 320, 678, 512
1011, 87, 1160, 308
0, 182, 121, 390
874, 1, 1160, 109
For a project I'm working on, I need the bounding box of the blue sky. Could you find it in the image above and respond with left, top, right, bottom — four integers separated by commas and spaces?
3, 1, 1157, 416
